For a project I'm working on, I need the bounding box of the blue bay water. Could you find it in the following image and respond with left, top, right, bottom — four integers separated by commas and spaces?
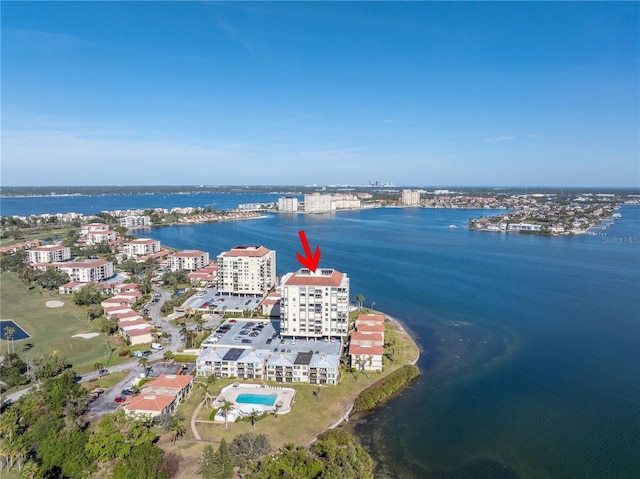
143, 205, 639, 479
5, 195, 639, 478
0, 192, 289, 216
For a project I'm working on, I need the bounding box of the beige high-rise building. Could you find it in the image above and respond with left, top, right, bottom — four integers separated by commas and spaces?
401, 189, 421, 206
217, 245, 276, 298
304, 193, 333, 213
280, 268, 350, 339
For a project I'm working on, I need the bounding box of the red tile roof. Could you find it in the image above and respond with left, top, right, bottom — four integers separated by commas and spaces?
145, 374, 194, 390
126, 326, 154, 336
124, 394, 175, 413
351, 331, 384, 344
221, 245, 272, 257
357, 313, 385, 323
283, 269, 345, 287
356, 323, 385, 333
349, 344, 384, 356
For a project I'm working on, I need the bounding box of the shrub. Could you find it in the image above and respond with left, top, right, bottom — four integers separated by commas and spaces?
118, 349, 130, 357
353, 364, 420, 412
173, 354, 197, 363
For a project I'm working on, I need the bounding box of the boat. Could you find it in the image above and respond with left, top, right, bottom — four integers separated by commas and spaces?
448, 225, 457, 229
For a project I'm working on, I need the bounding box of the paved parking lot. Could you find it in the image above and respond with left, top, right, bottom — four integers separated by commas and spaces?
182, 287, 263, 313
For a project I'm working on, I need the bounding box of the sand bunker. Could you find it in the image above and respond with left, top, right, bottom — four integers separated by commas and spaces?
45, 300, 65, 308
72, 333, 99, 339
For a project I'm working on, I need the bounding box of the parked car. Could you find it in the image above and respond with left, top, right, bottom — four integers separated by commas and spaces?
241, 339, 252, 344
121, 388, 133, 396
114, 397, 126, 403
98, 369, 109, 377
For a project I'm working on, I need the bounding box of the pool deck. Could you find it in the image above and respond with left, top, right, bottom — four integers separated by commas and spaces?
215, 383, 296, 415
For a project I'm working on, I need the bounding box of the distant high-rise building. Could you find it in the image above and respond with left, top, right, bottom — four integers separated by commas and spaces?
304, 193, 333, 213
401, 189, 421, 206
278, 196, 299, 212
280, 268, 350, 339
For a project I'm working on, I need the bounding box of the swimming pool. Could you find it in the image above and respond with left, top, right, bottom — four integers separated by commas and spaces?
0, 320, 30, 340
236, 393, 278, 406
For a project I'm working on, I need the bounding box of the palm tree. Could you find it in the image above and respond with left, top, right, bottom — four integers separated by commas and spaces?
220, 399, 234, 430
193, 314, 205, 332
273, 403, 281, 419
138, 356, 149, 372
355, 294, 365, 311
163, 350, 175, 362
249, 409, 259, 430
94, 361, 104, 371
196, 381, 212, 409
169, 415, 186, 444
4, 326, 15, 354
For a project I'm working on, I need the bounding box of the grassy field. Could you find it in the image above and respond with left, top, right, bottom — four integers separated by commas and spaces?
0, 272, 117, 375
0, 227, 73, 248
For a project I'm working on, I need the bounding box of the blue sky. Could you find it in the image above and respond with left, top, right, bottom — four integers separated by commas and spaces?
1, 1, 638, 187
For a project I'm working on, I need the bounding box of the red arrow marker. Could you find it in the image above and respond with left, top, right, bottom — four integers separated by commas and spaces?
296, 230, 321, 273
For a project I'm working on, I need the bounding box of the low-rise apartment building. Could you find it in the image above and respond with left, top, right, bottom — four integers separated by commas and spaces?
168, 250, 210, 272
85, 230, 119, 245
120, 215, 151, 229
36, 259, 115, 283
123, 238, 161, 258
123, 374, 194, 418
349, 313, 386, 372
26, 244, 71, 264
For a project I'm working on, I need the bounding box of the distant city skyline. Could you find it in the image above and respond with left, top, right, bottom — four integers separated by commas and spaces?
1, 2, 638, 187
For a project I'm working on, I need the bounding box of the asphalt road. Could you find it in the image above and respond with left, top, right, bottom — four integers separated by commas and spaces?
6, 284, 193, 415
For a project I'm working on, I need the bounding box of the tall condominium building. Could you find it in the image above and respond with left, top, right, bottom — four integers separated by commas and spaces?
304, 193, 333, 213
401, 189, 421, 206
217, 245, 276, 297
168, 250, 210, 272
277, 196, 299, 212
26, 245, 71, 264
280, 268, 350, 339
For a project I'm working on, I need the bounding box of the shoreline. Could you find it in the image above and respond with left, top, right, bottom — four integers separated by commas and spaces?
312, 309, 421, 444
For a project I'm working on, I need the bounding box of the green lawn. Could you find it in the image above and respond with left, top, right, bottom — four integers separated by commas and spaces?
0, 227, 73, 248
0, 272, 113, 374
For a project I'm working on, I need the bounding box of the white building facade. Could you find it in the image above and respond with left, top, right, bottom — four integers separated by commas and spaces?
26, 245, 71, 264
217, 245, 276, 297
280, 268, 350, 339
124, 238, 161, 258
120, 215, 151, 229
55, 259, 115, 283
168, 250, 210, 272
277, 196, 299, 212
